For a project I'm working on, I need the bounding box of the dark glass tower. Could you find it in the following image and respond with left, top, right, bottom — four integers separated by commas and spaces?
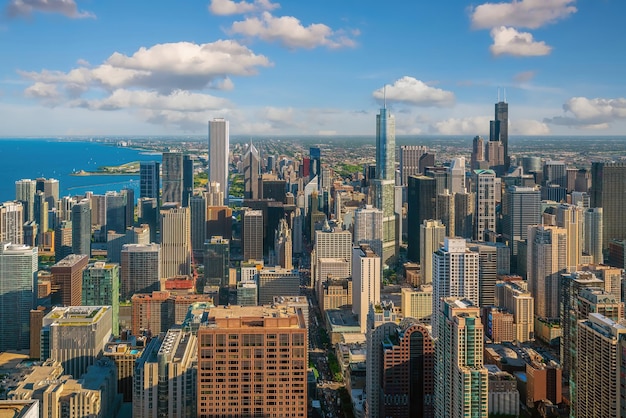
494, 101, 509, 169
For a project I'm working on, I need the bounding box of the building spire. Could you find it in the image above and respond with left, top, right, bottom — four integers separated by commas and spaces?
383, 85, 387, 109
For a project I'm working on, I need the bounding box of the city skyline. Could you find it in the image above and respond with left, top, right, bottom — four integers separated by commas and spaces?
1, 0, 625, 136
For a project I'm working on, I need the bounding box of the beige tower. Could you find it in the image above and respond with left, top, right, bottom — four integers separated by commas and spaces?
419, 219, 446, 284
160, 204, 191, 279
556, 203, 583, 271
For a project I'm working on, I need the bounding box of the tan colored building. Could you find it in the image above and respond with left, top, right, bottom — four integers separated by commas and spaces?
50, 254, 89, 306
485, 307, 515, 343
103, 336, 146, 402
160, 205, 192, 279
495, 280, 535, 342
401, 285, 432, 322
320, 277, 352, 313
197, 305, 308, 418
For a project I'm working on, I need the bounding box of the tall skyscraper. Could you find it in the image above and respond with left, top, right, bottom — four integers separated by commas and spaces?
407, 175, 436, 262
492, 99, 509, 170
556, 203, 583, 271
434, 298, 489, 418
0, 201, 24, 245
527, 225, 568, 320
473, 169, 496, 242
71, 199, 91, 256
274, 218, 292, 270
190, 194, 207, 259
160, 204, 191, 279
203, 236, 230, 288
376, 103, 395, 181
309, 146, 321, 179
471, 136, 485, 170
51, 254, 89, 307
82, 261, 120, 335
0, 243, 38, 351
105, 191, 127, 234
432, 238, 480, 338
242, 141, 261, 199
242, 209, 263, 261
162, 152, 183, 205
312, 222, 352, 285
419, 219, 445, 284
583, 207, 603, 264
502, 186, 541, 271
447, 157, 466, 194
399, 145, 427, 186
139, 161, 160, 200
495, 280, 534, 342
54, 219, 73, 262
15, 179, 36, 223
353, 204, 383, 257
208, 118, 230, 204
34, 192, 48, 242
183, 154, 194, 207
454, 190, 475, 239
590, 162, 626, 249
197, 305, 307, 418
543, 160, 567, 187
352, 244, 381, 333
120, 243, 161, 299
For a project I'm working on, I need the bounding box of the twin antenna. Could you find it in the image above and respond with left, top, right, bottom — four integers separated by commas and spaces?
497, 87, 507, 103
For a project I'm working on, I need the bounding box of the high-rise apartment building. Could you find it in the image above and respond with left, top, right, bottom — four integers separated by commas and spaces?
583, 207, 603, 264
434, 298, 489, 418
454, 189, 475, 239
353, 204, 383, 257
139, 161, 160, 200
0, 201, 24, 245
105, 191, 127, 234
399, 145, 427, 186
82, 262, 120, 335
502, 186, 541, 271
54, 219, 73, 262
39, 178, 59, 210
495, 280, 534, 342
131, 291, 213, 335
242, 209, 263, 261
556, 203, 583, 271
15, 179, 36, 222
471, 136, 485, 170
243, 141, 261, 199
352, 245, 381, 333
160, 204, 191, 279
134, 329, 197, 418
590, 162, 626, 249
0, 243, 38, 352
208, 118, 230, 204
432, 238, 479, 338
197, 305, 307, 418
120, 243, 161, 298
162, 152, 184, 205
407, 175, 436, 262
419, 219, 445, 284
51, 254, 89, 307
473, 169, 496, 242
71, 199, 91, 256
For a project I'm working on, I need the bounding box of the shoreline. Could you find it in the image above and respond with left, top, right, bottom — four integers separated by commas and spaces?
70, 171, 140, 177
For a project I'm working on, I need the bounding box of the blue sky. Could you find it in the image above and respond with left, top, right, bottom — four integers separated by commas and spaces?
1, 0, 625, 136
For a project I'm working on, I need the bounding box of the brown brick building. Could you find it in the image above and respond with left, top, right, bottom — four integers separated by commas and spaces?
51, 254, 89, 306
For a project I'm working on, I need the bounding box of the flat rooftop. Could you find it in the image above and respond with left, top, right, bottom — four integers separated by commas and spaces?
0, 400, 38, 418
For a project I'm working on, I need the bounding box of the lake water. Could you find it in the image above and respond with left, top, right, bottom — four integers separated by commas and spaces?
0, 139, 161, 202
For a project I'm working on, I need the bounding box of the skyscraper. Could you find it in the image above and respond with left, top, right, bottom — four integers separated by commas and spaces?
15, 179, 36, 222
183, 154, 194, 207
51, 254, 89, 307
454, 190, 475, 239
160, 204, 191, 279
492, 100, 509, 170
353, 204, 383, 257
274, 218, 293, 270
434, 298, 489, 418
242, 209, 263, 261
82, 261, 120, 335
0, 201, 24, 245
71, 199, 91, 256
583, 207, 603, 264
190, 194, 207, 259
139, 161, 160, 200
105, 191, 127, 234
162, 152, 183, 205
447, 157, 466, 194
495, 280, 534, 342
407, 175, 436, 262
120, 243, 161, 298
0, 243, 38, 352
242, 141, 261, 199
309, 146, 321, 179
471, 136, 485, 170
203, 236, 230, 288
352, 244, 381, 333
556, 203, 583, 271
473, 169, 496, 242
399, 145, 427, 186
590, 161, 626, 249
502, 186, 541, 271
419, 219, 445, 284
208, 118, 229, 204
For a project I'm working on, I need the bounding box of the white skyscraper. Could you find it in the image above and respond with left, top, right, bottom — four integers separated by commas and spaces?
0, 201, 24, 245
432, 238, 479, 338
208, 118, 230, 205
353, 205, 383, 257
473, 169, 496, 242
352, 245, 381, 333
447, 157, 466, 194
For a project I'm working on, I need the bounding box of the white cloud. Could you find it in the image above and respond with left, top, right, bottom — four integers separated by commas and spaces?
229, 11, 356, 49
430, 116, 490, 135
470, 0, 577, 30
513, 70, 536, 83
510, 119, 550, 135
209, 0, 279, 16
24, 82, 59, 99
490, 26, 551, 57
5, 0, 94, 18
76, 89, 230, 112
545, 97, 626, 128
372, 77, 455, 107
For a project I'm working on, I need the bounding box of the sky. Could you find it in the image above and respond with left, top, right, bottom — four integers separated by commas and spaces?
1, 0, 625, 137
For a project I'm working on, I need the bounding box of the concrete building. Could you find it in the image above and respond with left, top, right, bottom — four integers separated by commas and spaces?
473, 169, 496, 242
257, 267, 300, 305
15, 179, 37, 223
71, 199, 91, 257
160, 204, 191, 279
51, 254, 89, 307
0, 201, 24, 245
242, 141, 261, 200
0, 400, 39, 418
419, 219, 445, 284
273, 218, 293, 270
590, 161, 626, 249
525, 350, 562, 408
208, 118, 230, 204
486, 365, 520, 417
134, 329, 197, 418
236, 280, 257, 306
312, 222, 352, 286
352, 245, 381, 333
103, 336, 146, 402
407, 175, 436, 262
197, 305, 307, 418
242, 209, 263, 261
494, 280, 534, 342
120, 243, 161, 298
82, 262, 120, 335
400, 285, 432, 322
399, 145, 427, 186
583, 207, 603, 264
353, 205, 383, 258
162, 152, 184, 205
556, 203, 584, 271
190, 194, 207, 259
203, 236, 230, 288
502, 186, 541, 271
320, 277, 352, 313
0, 242, 38, 351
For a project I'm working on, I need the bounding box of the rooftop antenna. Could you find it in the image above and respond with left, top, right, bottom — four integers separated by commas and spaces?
497, 87, 500, 102
504, 87, 507, 103
383, 85, 387, 109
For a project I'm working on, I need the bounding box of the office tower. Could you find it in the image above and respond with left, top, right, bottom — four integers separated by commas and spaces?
160, 204, 191, 278
242, 141, 261, 199
436, 189, 455, 236
468, 242, 511, 307
407, 175, 436, 261
42, 306, 112, 378
56, 195, 75, 223
206, 181, 224, 206
34, 192, 48, 242
590, 162, 626, 248
502, 186, 541, 271
206, 205, 232, 240
434, 298, 489, 418
242, 209, 263, 261
121, 188, 134, 228
197, 305, 307, 418
35, 178, 60, 210
139, 161, 160, 200
312, 222, 352, 285
0, 201, 24, 244
455, 190, 475, 239
419, 219, 445, 284
0, 243, 38, 352
575, 313, 626, 418
274, 218, 292, 269
106, 224, 150, 264
54, 219, 72, 261
319, 277, 352, 313
432, 238, 479, 338
495, 280, 534, 342
22, 221, 37, 247
82, 262, 120, 335
71, 199, 91, 256
103, 337, 146, 403
162, 152, 184, 205
257, 267, 300, 304
131, 291, 213, 335
472, 169, 496, 242
309, 146, 321, 179
134, 329, 197, 418
584, 207, 603, 264
492, 99, 509, 170
376, 103, 395, 181
237, 280, 257, 306
471, 136, 485, 169
208, 118, 230, 204
352, 244, 381, 333
138, 197, 158, 242
204, 236, 230, 288
399, 145, 427, 186
556, 203, 583, 271
401, 285, 433, 322
575, 168, 591, 192
527, 225, 567, 320
447, 157, 466, 194
520, 156, 542, 174
29, 307, 46, 359
15, 179, 36, 222
120, 243, 161, 298
486, 140, 505, 175
90, 193, 107, 230
105, 191, 127, 234
182, 155, 194, 207
353, 204, 383, 257
543, 160, 567, 187
190, 194, 207, 260
51, 254, 89, 306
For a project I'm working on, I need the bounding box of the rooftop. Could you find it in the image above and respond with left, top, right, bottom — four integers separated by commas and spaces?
0, 400, 39, 418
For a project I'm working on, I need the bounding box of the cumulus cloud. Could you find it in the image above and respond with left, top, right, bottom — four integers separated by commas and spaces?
430, 116, 490, 135
545, 97, 626, 129
209, 0, 279, 16
470, 0, 577, 30
510, 119, 550, 135
229, 11, 356, 49
372, 77, 455, 107
75, 89, 229, 112
513, 70, 536, 83
6, 0, 94, 18
490, 26, 551, 57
